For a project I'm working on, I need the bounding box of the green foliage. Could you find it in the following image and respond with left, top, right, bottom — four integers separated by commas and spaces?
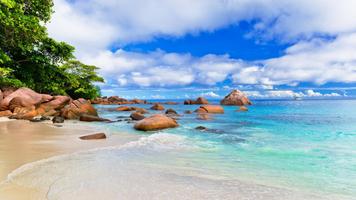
0, 0, 103, 99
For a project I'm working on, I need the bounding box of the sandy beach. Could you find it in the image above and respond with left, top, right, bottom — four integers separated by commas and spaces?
0, 118, 140, 199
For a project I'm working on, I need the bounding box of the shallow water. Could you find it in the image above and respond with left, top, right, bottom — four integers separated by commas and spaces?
2, 99, 356, 199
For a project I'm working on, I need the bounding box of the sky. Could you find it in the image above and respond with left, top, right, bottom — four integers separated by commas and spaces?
47, 0, 356, 99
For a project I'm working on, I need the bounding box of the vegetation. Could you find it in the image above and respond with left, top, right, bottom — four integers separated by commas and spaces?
0, 0, 103, 99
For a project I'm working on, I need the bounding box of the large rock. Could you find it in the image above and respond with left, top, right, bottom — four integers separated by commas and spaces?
61, 98, 98, 119
79, 114, 110, 122
134, 114, 178, 131
220, 90, 252, 106
40, 96, 71, 110
79, 133, 106, 140
184, 97, 209, 105
0, 89, 3, 102
150, 103, 165, 110
196, 105, 224, 114
0, 87, 53, 111
0, 110, 12, 117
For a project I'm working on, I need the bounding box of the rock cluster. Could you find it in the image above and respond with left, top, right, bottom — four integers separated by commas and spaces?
91, 96, 147, 105
184, 97, 209, 105
0, 87, 100, 121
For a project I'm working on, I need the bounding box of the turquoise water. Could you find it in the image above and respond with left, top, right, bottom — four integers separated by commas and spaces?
94, 99, 356, 197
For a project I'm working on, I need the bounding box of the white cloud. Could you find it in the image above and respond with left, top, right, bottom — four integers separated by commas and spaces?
47, 0, 356, 89
232, 33, 356, 86
82, 49, 243, 87
245, 90, 342, 99
200, 91, 220, 98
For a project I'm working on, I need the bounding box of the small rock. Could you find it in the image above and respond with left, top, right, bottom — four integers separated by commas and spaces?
237, 106, 248, 112
130, 112, 145, 120
195, 126, 208, 131
52, 116, 64, 123
197, 114, 211, 120
184, 110, 192, 114
165, 108, 178, 115
116, 106, 133, 111
79, 114, 110, 122
79, 133, 106, 140
150, 103, 165, 110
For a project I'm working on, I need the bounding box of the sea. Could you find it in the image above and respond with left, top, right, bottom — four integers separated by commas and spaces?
3, 99, 356, 199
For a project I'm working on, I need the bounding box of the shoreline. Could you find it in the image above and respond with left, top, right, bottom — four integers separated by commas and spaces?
0, 118, 141, 199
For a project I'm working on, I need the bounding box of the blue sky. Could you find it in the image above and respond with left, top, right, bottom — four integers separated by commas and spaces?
47, 0, 356, 99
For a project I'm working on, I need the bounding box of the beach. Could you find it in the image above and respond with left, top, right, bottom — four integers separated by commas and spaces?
0, 119, 140, 199
1, 100, 355, 199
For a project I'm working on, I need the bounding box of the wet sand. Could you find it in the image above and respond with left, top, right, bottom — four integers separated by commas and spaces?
0, 119, 140, 199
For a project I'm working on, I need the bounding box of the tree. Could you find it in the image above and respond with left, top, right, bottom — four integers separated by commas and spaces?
0, 0, 103, 99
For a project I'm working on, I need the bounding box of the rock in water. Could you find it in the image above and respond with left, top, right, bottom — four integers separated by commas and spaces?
79, 114, 110, 122
79, 133, 106, 140
52, 116, 64, 123
220, 89, 252, 106
197, 114, 211, 120
238, 106, 248, 112
150, 103, 165, 110
184, 97, 209, 105
184, 110, 193, 114
134, 114, 178, 131
116, 106, 134, 111
196, 105, 224, 114
195, 126, 208, 131
165, 108, 178, 115
130, 112, 145, 120
61, 98, 98, 119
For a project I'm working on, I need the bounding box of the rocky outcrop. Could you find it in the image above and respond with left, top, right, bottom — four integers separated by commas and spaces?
61, 98, 97, 119
79, 114, 110, 122
195, 105, 224, 114
220, 90, 252, 106
184, 97, 209, 105
150, 103, 165, 110
134, 114, 179, 131
91, 96, 147, 105
79, 133, 106, 140
130, 112, 145, 120
0, 87, 53, 111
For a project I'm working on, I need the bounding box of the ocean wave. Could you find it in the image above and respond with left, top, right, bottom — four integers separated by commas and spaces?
1, 132, 193, 186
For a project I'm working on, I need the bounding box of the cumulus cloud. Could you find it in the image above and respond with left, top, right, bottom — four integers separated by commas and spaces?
47, 0, 356, 90
232, 33, 356, 86
200, 91, 220, 98
245, 90, 342, 99
82, 49, 244, 87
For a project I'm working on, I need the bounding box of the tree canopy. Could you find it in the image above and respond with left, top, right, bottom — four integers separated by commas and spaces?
0, 0, 103, 99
